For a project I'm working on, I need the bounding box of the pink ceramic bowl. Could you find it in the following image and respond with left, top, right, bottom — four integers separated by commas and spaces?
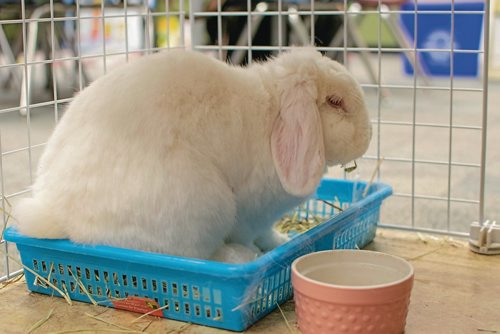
292, 250, 414, 334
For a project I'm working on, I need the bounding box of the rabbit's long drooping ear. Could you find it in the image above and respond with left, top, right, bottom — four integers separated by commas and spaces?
271, 78, 326, 197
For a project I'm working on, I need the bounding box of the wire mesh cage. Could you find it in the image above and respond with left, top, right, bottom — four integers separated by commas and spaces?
0, 0, 493, 306
188, 0, 493, 238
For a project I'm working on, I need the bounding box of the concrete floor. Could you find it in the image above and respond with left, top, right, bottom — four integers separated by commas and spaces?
1, 53, 499, 277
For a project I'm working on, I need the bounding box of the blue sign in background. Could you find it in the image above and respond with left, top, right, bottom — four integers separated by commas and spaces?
400, 1, 485, 77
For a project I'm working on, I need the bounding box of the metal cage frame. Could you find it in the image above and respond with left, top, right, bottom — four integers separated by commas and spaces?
0, 0, 492, 282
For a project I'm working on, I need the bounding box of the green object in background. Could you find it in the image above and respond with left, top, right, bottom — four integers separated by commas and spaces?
358, 14, 399, 48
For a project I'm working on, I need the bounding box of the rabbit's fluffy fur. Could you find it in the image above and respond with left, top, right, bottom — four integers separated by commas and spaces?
14, 48, 371, 262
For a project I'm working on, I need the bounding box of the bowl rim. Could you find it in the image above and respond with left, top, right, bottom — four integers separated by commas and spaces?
291, 249, 414, 290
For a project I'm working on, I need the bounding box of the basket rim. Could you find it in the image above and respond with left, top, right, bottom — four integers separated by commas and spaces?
4, 179, 392, 278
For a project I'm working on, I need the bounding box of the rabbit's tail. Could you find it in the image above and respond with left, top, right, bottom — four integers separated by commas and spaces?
13, 197, 68, 239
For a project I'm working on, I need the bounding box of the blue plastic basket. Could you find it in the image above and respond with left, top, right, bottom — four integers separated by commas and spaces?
4, 178, 392, 331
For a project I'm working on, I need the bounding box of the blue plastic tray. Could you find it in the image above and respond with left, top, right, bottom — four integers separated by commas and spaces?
5, 178, 392, 331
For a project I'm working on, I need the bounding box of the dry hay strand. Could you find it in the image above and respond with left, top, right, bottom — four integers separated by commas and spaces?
166, 323, 192, 334
342, 160, 358, 173
2, 251, 72, 305
275, 212, 324, 236
417, 233, 466, 248
139, 320, 153, 332
0, 196, 15, 239
49, 329, 144, 334
47, 262, 55, 282
417, 232, 429, 244
276, 302, 296, 334
231, 295, 265, 312
320, 200, 343, 212
27, 308, 55, 333
0, 272, 24, 290
85, 313, 144, 333
130, 304, 170, 324
362, 157, 384, 198
67, 267, 98, 306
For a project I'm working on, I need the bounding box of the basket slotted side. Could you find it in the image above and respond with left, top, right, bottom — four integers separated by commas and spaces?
5, 179, 392, 331
240, 180, 389, 327
13, 240, 256, 330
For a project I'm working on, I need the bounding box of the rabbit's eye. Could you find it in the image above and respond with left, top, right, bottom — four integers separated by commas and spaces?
326, 95, 344, 110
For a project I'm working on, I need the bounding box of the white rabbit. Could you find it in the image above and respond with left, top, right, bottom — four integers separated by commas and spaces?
14, 48, 371, 263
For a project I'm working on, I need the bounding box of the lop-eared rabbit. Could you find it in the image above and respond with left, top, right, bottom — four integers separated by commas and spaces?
15, 48, 371, 263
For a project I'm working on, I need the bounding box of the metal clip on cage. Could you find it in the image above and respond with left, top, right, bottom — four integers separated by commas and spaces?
469, 221, 500, 255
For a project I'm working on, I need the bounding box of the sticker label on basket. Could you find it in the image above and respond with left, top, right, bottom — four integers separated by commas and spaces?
112, 296, 164, 317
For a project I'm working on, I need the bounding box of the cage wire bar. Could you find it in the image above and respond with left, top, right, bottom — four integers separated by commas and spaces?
0, 0, 491, 282
480, 0, 491, 225
191, 1, 489, 235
